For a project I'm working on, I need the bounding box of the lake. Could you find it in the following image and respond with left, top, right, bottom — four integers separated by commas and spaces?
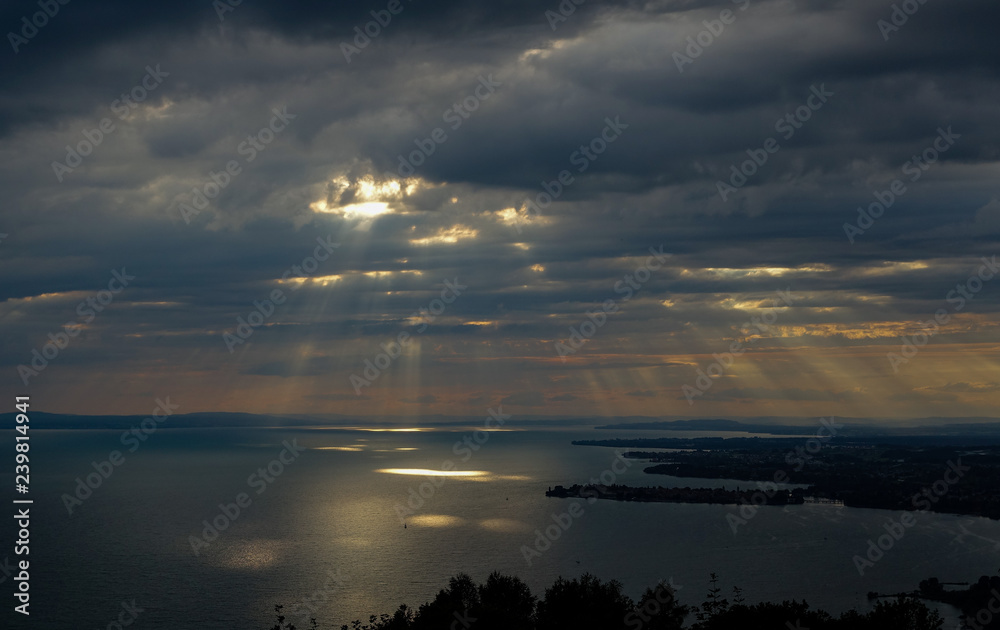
3, 425, 994, 628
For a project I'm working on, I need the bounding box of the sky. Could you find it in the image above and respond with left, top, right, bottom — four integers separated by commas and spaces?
0, 0, 998, 420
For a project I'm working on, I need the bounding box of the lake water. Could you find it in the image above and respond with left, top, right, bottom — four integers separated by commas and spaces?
3, 426, 994, 629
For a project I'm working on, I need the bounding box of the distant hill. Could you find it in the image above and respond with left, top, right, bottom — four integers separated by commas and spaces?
0, 411, 593, 430
4, 411, 1000, 435
593, 417, 1000, 436
0, 411, 316, 430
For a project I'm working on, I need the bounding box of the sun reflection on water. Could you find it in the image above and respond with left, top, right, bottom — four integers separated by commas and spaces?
405, 514, 465, 528
375, 468, 487, 477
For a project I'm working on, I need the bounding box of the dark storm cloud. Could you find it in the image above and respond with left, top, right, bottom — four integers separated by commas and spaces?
1, 0, 999, 415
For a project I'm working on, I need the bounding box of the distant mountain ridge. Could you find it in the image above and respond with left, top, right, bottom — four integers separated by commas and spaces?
3, 411, 1000, 434
593, 418, 1000, 436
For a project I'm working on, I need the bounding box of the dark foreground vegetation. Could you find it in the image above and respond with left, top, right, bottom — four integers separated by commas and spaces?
270, 572, 948, 630
914, 576, 1000, 629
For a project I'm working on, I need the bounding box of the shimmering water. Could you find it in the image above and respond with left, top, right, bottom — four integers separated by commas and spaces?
3, 426, 992, 628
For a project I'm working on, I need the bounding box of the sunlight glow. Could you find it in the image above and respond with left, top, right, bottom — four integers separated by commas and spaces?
404, 515, 465, 528
309, 174, 426, 221
376, 468, 488, 477
338, 201, 392, 218
478, 518, 531, 533
410, 225, 479, 246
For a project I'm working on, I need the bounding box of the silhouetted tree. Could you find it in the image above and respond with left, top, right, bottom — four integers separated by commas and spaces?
861, 596, 942, 630
302, 572, 946, 630
627, 580, 688, 630
919, 577, 944, 598
691, 600, 832, 630
411, 573, 479, 630
732, 586, 745, 605
534, 573, 634, 630
473, 571, 535, 630
695, 573, 729, 622
272, 604, 318, 630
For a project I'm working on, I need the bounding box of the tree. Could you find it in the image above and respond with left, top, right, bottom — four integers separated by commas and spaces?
411, 573, 479, 630
474, 571, 535, 630
628, 580, 688, 630
692, 600, 833, 630
535, 573, 635, 630
919, 578, 944, 598
695, 573, 730, 622
859, 596, 942, 630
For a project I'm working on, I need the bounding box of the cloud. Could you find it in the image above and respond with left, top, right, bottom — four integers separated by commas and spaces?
401, 394, 438, 404
1, 0, 999, 419
920, 382, 1000, 394
500, 391, 547, 407
626, 390, 657, 397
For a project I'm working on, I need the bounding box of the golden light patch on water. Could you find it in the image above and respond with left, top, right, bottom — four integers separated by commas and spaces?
212, 539, 284, 570
313, 446, 365, 452
376, 468, 487, 477
405, 514, 465, 528
333, 427, 429, 432
478, 518, 531, 533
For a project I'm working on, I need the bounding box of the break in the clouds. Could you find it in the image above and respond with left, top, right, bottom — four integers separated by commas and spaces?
0, 0, 998, 420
